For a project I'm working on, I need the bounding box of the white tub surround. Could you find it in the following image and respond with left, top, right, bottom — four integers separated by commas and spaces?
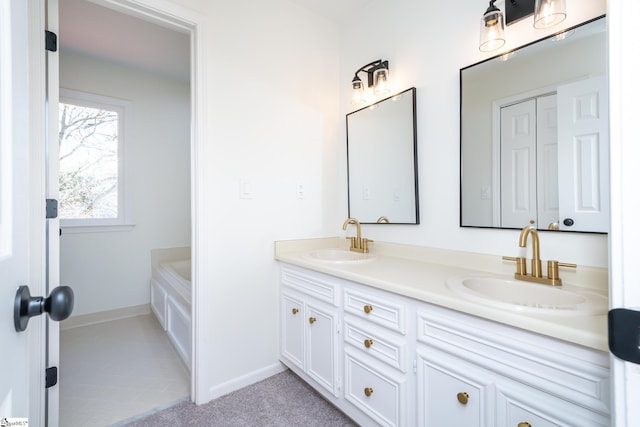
151, 247, 192, 370
275, 237, 607, 351
275, 238, 610, 426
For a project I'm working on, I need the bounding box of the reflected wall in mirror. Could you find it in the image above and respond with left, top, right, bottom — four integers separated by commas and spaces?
460, 16, 608, 233
347, 87, 419, 224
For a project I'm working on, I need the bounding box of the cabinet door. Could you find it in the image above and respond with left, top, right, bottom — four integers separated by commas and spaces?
496, 379, 610, 427
345, 351, 405, 427
306, 302, 339, 397
281, 293, 304, 370
417, 349, 494, 427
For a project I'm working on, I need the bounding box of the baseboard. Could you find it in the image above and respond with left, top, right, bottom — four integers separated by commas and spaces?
207, 362, 287, 401
61, 304, 151, 330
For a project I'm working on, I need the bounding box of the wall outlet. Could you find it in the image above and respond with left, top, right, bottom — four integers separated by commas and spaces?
239, 179, 252, 199
296, 183, 305, 199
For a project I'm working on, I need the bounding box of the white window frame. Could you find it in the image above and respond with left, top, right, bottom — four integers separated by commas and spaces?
59, 88, 134, 233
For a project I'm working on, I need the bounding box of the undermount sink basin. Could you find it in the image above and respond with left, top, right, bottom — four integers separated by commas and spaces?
301, 249, 376, 263
446, 276, 608, 316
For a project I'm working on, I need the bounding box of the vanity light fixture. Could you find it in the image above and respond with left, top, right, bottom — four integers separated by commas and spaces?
505, 0, 566, 27
479, 1, 506, 52
534, 0, 566, 29
482, 0, 567, 52
351, 60, 390, 105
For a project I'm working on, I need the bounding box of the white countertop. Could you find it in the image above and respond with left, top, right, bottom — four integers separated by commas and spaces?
274, 237, 609, 352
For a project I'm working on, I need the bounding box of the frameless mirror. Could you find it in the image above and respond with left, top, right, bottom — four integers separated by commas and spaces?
460, 16, 608, 233
347, 87, 419, 224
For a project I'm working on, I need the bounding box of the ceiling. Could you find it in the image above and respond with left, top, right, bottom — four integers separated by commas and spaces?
59, 0, 372, 83
59, 0, 191, 81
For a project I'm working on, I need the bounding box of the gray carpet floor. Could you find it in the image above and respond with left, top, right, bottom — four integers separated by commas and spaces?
120, 369, 359, 426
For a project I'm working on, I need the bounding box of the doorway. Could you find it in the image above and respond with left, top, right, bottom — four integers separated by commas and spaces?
56, 0, 194, 424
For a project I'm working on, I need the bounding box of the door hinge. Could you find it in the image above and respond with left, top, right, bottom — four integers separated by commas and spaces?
45, 30, 57, 52
46, 199, 58, 219
609, 308, 640, 364
45, 366, 58, 388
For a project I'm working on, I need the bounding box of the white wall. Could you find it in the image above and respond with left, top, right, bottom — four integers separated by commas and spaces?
338, 0, 608, 267
59, 51, 191, 316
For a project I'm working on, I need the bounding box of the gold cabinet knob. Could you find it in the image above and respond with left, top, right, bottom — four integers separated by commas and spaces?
363, 304, 374, 314
364, 339, 374, 348
308, 317, 316, 324
364, 387, 374, 397
517, 423, 531, 427
291, 308, 299, 315
457, 392, 469, 405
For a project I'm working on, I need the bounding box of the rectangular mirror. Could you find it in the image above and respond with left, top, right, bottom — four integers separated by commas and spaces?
460, 16, 608, 233
347, 87, 419, 224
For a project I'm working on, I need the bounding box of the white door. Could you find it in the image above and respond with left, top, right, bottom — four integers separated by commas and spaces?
45, 1, 61, 425
0, 0, 47, 424
556, 76, 609, 233
609, 0, 640, 424
500, 99, 537, 228
535, 94, 559, 230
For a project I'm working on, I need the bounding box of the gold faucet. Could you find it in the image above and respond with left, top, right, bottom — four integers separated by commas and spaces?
342, 218, 373, 253
519, 226, 542, 278
503, 225, 576, 286
376, 216, 390, 223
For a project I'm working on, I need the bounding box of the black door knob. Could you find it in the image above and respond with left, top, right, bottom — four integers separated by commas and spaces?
563, 218, 575, 227
14, 285, 74, 332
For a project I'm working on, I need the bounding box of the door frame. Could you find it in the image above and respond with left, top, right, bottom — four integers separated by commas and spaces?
33, 0, 209, 414
608, 0, 640, 424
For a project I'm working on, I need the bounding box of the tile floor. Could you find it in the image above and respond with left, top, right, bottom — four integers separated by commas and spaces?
60, 313, 190, 426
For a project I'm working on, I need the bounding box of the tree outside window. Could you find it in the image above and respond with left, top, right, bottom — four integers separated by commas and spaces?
58, 89, 131, 231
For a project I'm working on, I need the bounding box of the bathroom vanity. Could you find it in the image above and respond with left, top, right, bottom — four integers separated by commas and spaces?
275, 238, 610, 427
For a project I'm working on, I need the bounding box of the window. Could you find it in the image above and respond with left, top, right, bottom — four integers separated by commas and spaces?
59, 89, 132, 231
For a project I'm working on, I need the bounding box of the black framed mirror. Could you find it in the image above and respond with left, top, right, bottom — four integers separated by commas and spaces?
346, 87, 419, 224
460, 16, 608, 233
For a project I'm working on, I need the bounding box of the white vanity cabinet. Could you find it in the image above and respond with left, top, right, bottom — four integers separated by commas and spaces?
417, 305, 611, 427
280, 266, 341, 397
342, 285, 410, 427
277, 263, 611, 427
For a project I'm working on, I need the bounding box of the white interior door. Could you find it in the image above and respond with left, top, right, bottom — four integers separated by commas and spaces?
46, 1, 61, 426
500, 99, 537, 228
0, 0, 47, 424
556, 76, 609, 232
609, 0, 640, 424
535, 94, 559, 230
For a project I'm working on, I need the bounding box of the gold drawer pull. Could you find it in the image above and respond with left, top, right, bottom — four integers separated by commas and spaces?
364, 339, 374, 348
517, 423, 531, 427
308, 317, 316, 324
363, 304, 374, 314
291, 308, 299, 315
457, 392, 469, 405
364, 387, 374, 397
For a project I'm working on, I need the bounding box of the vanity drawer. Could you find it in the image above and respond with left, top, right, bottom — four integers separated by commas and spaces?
344, 317, 407, 372
344, 287, 407, 334
344, 350, 405, 427
281, 266, 339, 306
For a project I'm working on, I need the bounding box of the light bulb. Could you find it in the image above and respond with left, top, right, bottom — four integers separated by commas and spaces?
534, 0, 566, 29
373, 68, 390, 96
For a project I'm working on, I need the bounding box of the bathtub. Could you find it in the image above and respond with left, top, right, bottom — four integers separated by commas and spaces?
151, 258, 191, 370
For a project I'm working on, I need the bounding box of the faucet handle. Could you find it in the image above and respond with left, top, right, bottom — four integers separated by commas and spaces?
502, 256, 527, 276
362, 239, 374, 252
547, 260, 577, 281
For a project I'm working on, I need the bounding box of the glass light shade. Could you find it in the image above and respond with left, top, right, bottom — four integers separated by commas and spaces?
351, 78, 365, 105
479, 9, 505, 52
534, 0, 566, 29
373, 68, 390, 96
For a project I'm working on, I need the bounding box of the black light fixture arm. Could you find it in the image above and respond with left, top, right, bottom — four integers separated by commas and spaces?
353, 59, 389, 87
